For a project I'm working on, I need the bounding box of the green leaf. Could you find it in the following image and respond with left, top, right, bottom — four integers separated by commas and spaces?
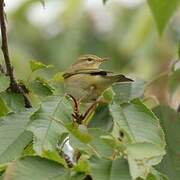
110, 99, 165, 146
0, 110, 34, 164
127, 143, 164, 160
90, 158, 132, 180
147, 0, 180, 34
73, 155, 90, 173
70, 128, 113, 158
42, 150, 66, 166
70, 173, 87, 180
127, 143, 165, 179
0, 92, 25, 112
4, 156, 69, 180
89, 129, 113, 158
30, 77, 55, 97
110, 99, 166, 179
0, 97, 9, 117
52, 72, 64, 82
154, 106, 180, 180
103, 88, 115, 103
22, 141, 35, 156
100, 135, 126, 152
0, 163, 7, 175
143, 96, 159, 109
88, 104, 113, 132
0, 74, 10, 92
30, 60, 53, 72
22, 144, 67, 169
66, 124, 92, 143
27, 96, 73, 155
147, 169, 169, 180
112, 78, 146, 103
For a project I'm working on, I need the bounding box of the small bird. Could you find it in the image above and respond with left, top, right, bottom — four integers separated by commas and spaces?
63, 54, 133, 103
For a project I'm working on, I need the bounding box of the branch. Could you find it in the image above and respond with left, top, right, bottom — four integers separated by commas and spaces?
0, 63, 5, 73
0, 0, 32, 108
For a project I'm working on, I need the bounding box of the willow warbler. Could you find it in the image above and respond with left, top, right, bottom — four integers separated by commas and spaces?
63, 54, 133, 103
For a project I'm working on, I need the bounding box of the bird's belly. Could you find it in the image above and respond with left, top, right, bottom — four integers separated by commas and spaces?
64, 74, 92, 102
64, 74, 111, 102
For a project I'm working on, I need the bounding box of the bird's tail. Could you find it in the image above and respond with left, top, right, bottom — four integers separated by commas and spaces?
110, 74, 133, 83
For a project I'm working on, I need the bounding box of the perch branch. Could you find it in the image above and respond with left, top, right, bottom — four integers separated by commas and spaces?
0, 0, 32, 108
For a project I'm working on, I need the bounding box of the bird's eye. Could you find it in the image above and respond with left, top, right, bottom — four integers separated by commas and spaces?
87, 58, 92, 62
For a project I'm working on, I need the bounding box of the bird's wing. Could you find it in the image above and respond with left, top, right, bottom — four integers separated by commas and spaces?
63, 69, 133, 82
63, 69, 113, 79
79, 70, 133, 82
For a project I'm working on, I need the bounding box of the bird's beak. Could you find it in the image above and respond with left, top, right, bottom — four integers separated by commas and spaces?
101, 57, 109, 62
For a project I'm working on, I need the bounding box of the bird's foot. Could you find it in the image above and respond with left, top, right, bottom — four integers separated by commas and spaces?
72, 113, 84, 124
65, 93, 83, 124
74, 101, 99, 125
65, 93, 99, 125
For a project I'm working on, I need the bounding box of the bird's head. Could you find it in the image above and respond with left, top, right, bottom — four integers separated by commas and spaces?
69, 54, 109, 71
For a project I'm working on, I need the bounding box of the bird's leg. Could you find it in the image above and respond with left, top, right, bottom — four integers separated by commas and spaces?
65, 93, 82, 122
65, 93, 79, 113
65, 93, 99, 125
81, 100, 100, 125
74, 85, 98, 124
72, 100, 99, 125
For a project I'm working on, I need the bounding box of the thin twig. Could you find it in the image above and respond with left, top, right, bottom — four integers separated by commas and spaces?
0, 0, 32, 108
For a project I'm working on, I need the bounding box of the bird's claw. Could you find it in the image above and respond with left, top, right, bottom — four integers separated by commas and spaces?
65, 93, 99, 125
72, 113, 84, 124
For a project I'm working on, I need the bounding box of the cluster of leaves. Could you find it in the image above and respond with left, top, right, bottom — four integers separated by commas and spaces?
0, 0, 179, 179
0, 59, 179, 180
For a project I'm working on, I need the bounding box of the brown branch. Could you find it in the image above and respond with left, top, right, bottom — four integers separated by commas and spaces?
178, 104, 180, 113
0, 63, 4, 73
0, 0, 32, 108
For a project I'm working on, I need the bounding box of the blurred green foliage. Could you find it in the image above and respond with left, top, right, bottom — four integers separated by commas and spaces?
1, 0, 179, 81
148, 0, 180, 34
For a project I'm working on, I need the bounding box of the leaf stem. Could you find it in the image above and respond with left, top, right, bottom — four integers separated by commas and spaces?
87, 144, 101, 158
50, 116, 65, 126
